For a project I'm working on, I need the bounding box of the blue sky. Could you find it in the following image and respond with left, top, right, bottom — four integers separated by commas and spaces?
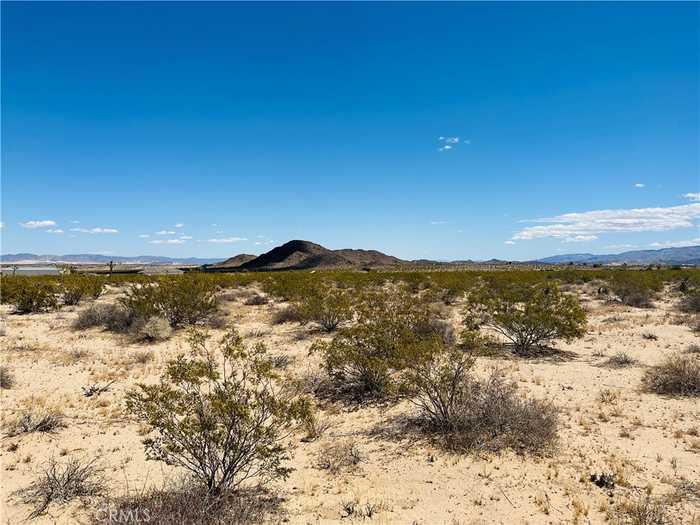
2, 2, 698, 261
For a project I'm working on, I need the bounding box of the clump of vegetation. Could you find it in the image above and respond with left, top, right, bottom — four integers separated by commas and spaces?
295, 283, 354, 332
271, 304, 304, 325
604, 352, 638, 368
0, 365, 16, 389
17, 457, 105, 519
311, 289, 444, 398
612, 493, 670, 525
609, 274, 658, 308
679, 288, 700, 314
131, 316, 173, 342
95, 480, 282, 525
73, 303, 132, 332
403, 347, 558, 454
642, 353, 700, 396
463, 282, 586, 355
126, 328, 312, 495
5, 409, 64, 436
121, 276, 218, 328
61, 276, 105, 306
11, 281, 59, 313
315, 440, 363, 474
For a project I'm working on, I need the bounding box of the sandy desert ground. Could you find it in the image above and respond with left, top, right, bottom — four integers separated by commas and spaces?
1, 282, 699, 524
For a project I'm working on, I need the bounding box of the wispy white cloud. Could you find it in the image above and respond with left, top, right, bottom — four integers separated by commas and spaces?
203, 237, 247, 244
649, 238, 700, 249
149, 239, 186, 245
254, 240, 275, 246
70, 227, 119, 234
684, 192, 700, 202
155, 230, 176, 235
511, 202, 700, 241
179, 235, 193, 240
437, 136, 469, 152
605, 244, 638, 250
174, 223, 184, 228
20, 220, 56, 229
0, 222, 4, 229
430, 220, 449, 225
46, 229, 64, 234
634, 183, 645, 188
504, 240, 515, 245
562, 235, 598, 243
138, 234, 151, 238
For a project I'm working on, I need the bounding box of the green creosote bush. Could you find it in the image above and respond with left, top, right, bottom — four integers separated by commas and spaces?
295, 282, 354, 332
125, 328, 312, 495
642, 353, 700, 397
311, 289, 446, 398
11, 281, 59, 314
463, 282, 586, 356
61, 275, 105, 305
679, 288, 700, 314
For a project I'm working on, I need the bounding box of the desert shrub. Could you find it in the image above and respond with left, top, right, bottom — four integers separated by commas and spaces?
604, 352, 637, 368
125, 328, 312, 495
311, 289, 443, 398
73, 303, 132, 332
464, 282, 586, 355
679, 288, 700, 313
295, 283, 354, 332
94, 480, 282, 525
302, 412, 332, 442
61, 276, 105, 305
0, 365, 16, 389
17, 457, 105, 519
642, 353, 700, 396
131, 316, 172, 342
688, 344, 700, 354
612, 493, 670, 525
271, 304, 304, 325
5, 409, 64, 436
609, 274, 658, 308
315, 440, 363, 474
121, 276, 218, 328
244, 293, 269, 306
403, 349, 558, 454
11, 281, 58, 313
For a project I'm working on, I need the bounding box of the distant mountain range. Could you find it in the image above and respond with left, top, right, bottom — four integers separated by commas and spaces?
3, 244, 699, 269
535, 245, 700, 265
0, 253, 221, 265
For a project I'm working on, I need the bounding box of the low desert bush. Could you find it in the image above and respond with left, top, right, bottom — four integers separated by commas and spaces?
0, 365, 16, 389
271, 304, 304, 325
5, 409, 64, 436
61, 275, 105, 305
11, 281, 59, 313
464, 282, 586, 355
679, 288, 700, 313
94, 480, 282, 525
125, 328, 312, 495
605, 352, 637, 368
315, 440, 363, 474
18, 457, 105, 519
311, 289, 445, 398
295, 283, 354, 332
610, 274, 657, 308
404, 348, 558, 454
131, 316, 172, 342
612, 493, 670, 525
121, 276, 218, 328
73, 303, 132, 332
642, 353, 700, 396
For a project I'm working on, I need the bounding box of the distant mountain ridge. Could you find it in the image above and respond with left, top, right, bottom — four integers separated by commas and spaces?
536, 246, 700, 265
0, 253, 221, 265
208, 240, 404, 271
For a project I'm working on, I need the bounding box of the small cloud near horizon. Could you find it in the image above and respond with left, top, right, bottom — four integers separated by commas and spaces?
70, 227, 119, 234
202, 237, 247, 244
149, 239, 186, 245
20, 220, 56, 229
